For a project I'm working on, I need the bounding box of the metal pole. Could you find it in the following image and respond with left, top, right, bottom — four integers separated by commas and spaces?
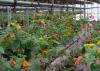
91, 3, 92, 17
99, 4, 100, 20
84, 0, 86, 18
51, 0, 54, 13
74, 4, 76, 19
72, 4, 74, 15
80, 4, 81, 19
1, 8, 4, 27
87, 3, 88, 18
7, 6, 10, 24
66, 3, 68, 13
97, 4, 99, 20
10, 7, 12, 22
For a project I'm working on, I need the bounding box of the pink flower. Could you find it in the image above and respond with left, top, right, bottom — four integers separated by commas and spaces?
75, 61, 81, 65
75, 56, 83, 65
83, 64, 87, 71
45, 25, 49, 30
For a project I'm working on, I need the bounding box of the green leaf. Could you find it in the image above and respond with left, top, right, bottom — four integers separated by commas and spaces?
34, 60, 41, 71
16, 58, 24, 69
3, 61, 13, 71
0, 47, 4, 53
84, 53, 95, 62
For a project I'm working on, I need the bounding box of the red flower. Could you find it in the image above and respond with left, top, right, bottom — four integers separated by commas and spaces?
40, 60, 45, 66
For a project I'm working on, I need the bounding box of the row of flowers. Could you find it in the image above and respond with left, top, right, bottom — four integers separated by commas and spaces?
0, 12, 88, 71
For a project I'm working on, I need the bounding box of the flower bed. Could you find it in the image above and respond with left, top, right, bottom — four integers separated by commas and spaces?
0, 12, 88, 71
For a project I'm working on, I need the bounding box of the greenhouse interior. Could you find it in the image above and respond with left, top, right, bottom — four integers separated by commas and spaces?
0, 0, 100, 71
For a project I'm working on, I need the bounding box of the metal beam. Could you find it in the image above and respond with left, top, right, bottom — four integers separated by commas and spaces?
0, 0, 92, 8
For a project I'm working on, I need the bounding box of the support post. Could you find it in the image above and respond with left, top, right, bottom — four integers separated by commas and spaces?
97, 4, 99, 20
84, 0, 86, 18
7, 6, 11, 24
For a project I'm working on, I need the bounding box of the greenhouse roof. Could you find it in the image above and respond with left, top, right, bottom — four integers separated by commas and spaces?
88, 0, 100, 4
0, 0, 92, 5
34, 0, 92, 4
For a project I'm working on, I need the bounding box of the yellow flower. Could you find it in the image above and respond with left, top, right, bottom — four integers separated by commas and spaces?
97, 48, 100, 52
10, 22, 16, 26
67, 32, 71, 35
7, 24, 10, 27
68, 15, 73, 19
16, 25, 22, 30
97, 41, 100, 45
32, 20, 35, 23
10, 33, 15, 38
84, 43, 96, 47
36, 12, 43, 17
41, 20, 45, 24
73, 58, 77, 61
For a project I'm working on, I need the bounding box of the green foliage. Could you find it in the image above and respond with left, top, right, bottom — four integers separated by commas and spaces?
0, 47, 4, 53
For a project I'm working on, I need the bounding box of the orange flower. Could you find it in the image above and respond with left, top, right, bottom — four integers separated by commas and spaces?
6, 33, 15, 38
66, 24, 72, 29
77, 56, 83, 61
75, 56, 83, 65
53, 34, 59, 41
42, 50, 48, 55
10, 60, 16, 67
22, 60, 29, 69
97, 30, 100, 33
